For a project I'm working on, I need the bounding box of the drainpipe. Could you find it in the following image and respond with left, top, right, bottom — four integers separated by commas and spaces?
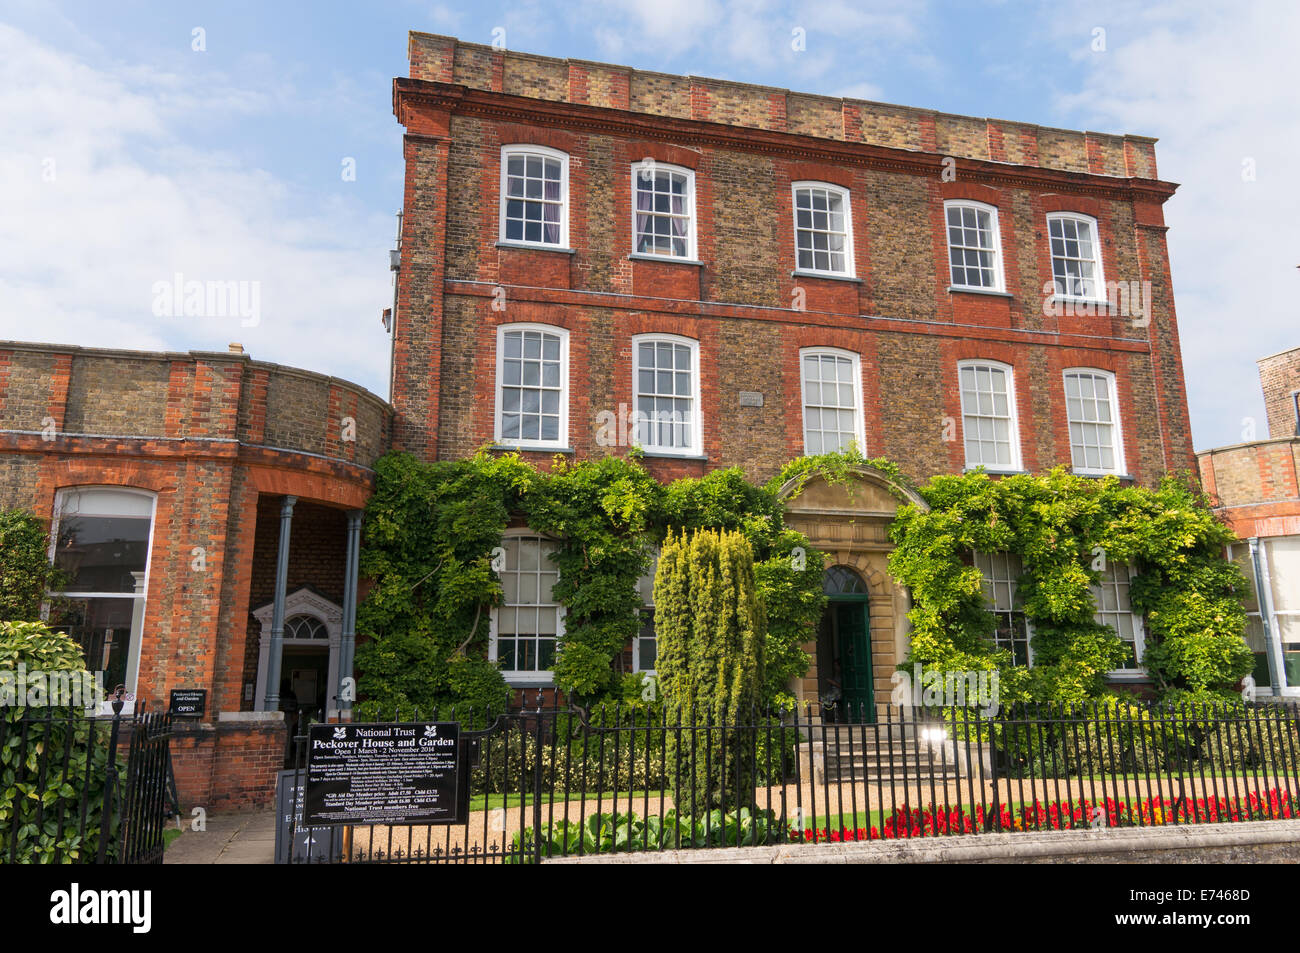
1248, 537, 1284, 697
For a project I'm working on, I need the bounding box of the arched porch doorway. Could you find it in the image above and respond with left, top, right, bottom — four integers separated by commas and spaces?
775, 463, 929, 721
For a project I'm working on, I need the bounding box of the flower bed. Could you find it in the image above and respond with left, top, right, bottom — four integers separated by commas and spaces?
788, 788, 1295, 842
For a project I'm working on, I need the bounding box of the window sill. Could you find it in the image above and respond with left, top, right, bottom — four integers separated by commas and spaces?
495, 241, 576, 255
636, 450, 708, 461
629, 253, 703, 266
948, 286, 1013, 298
962, 466, 1029, 476
503, 673, 555, 688
1072, 470, 1135, 482
791, 270, 862, 284
1051, 295, 1110, 308
1106, 669, 1150, 682
491, 444, 575, 454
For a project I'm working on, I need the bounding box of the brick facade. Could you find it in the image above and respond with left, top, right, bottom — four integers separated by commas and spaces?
388, 33, 1198, 710
391, 33, 1193, 486
0, 341, 391, 807
1198, 348, 1300, 540
1197, 353, 1300, 697
1258, 346, 1300, 441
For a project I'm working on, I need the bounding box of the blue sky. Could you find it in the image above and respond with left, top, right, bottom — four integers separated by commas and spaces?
2, 0, 1296, 452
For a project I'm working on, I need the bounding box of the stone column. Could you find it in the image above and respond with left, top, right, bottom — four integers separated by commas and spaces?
263, 495, 296, 710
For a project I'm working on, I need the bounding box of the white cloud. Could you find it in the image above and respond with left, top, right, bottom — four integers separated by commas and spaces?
1050, 1, 1300, 450
0, 23, 394, 399
572, 0, 925, 91
834, 81, 885, 102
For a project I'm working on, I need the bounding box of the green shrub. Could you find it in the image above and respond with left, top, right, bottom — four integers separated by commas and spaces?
888, 469, 1255, 705
357, 451, 824, 712
506, 806, 785, 861
655, 528, 766, 811
0, 621, 116, 864
0, 510, 62, 622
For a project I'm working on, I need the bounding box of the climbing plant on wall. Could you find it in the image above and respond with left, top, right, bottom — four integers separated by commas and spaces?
355, 450, 825, 716
887, 467, 1255, 705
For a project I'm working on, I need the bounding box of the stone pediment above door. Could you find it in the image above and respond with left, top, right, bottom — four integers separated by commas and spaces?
252, 587, 343, 638
775, 464, 927, 551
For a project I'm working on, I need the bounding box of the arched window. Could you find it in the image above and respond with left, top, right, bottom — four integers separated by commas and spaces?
499, 145, 569, 247
632, 333, 701, 455
46, 487, 157, 702
284, 615, 329, 640
792, 182, 854, 277
1063, 368, 1125, 475
823, 565, 868, 596
491, 533, 564, 684
974, 551, 1032, 666
958, 360, 1022, 471
944, 200, 1004, 291
632, 161, 696, 259
1047, 212, 1105, 301
801, 347, 865, 455
495, 324, 569, 449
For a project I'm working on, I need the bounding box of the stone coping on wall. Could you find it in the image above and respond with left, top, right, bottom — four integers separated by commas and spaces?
406, 31, 1163, 183
0, 339, 391, 413
549, 819, 1300, 864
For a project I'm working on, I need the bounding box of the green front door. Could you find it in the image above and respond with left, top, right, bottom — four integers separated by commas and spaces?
834, 600, 873, 721
819, 566, 875, 722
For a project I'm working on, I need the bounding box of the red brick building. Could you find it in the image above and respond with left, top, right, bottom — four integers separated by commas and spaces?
1198, 346, 1300, 698
0, 341, 389, 808
389, 33, 1195, 708
0, 33, 1208, 809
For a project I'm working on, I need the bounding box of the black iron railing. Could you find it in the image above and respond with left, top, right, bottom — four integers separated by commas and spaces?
0, 696, 174, 865
284, 697, 1300, 864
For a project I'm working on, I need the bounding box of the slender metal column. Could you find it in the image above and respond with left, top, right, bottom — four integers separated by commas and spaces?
338, 509, 363, 718
263, 495, 296, 710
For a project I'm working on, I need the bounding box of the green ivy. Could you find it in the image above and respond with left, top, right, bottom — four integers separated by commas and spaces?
356, 451, 825, 714
887, 467, 1254, 704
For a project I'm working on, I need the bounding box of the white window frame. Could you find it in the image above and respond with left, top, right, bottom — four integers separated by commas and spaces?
494, 323, 570, 450
1046, 212, 1106, 303
974, 551, 1034, 667
1233, 538, 1300, 697
791, 181, 855, 278
1091, 562, 1146, 677
1063, 367, 1126, 476
489, 531, 565, 686
799, 347, 866, 456
44, 486, 158, 713
944, 199, 1005, 292
631, 333, 702, 456
957, 359, 1023, 472
499, 144, 570, 249
630, 162, 697, 260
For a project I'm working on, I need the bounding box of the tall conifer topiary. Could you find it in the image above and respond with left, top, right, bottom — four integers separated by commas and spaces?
654, 527, 765, 812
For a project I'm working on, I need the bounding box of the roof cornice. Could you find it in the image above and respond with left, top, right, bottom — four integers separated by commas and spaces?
393, 77, 1179, 203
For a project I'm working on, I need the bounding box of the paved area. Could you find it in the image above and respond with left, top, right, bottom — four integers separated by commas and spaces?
163, 810, 277, 864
